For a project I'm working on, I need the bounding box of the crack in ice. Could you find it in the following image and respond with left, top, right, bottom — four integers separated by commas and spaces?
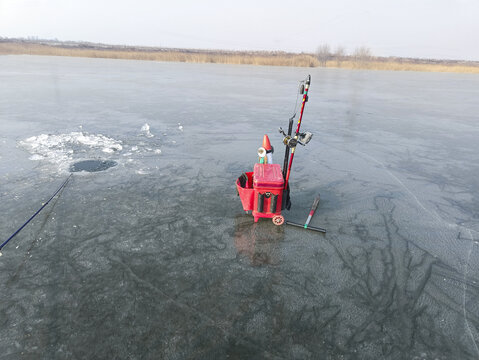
355, 150, 479, 356
355, 150, 479, 237
463, 229, 479, 357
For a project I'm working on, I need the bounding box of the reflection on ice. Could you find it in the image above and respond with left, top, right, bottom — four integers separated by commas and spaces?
234, 215, 284, 266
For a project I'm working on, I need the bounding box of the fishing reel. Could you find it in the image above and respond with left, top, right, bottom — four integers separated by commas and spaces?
279, 128, 313, 148
298, 131, 313, 145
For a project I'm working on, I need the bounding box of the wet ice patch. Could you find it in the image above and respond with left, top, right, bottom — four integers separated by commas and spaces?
70, 160, 117, 173
19, 131, 123, 171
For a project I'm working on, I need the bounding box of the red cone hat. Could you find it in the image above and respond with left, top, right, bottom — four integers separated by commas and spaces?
262, 134, 273, 153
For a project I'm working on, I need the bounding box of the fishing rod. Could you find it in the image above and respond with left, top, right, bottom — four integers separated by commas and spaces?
280, 114, 295, 211
280, 79, 308, 181
284, 75, 311, 191
0, 174, 72, 256
282, 114, 295, 181
279, 76, 312, 210
279, 75, 313, 211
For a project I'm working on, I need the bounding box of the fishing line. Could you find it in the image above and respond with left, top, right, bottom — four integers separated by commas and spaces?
289, 80, 306, 119
0, 173, 72, 256
6, 185, 67, 284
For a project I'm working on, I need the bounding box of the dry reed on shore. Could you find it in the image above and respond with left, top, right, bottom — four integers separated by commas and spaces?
1, 42, 478, 73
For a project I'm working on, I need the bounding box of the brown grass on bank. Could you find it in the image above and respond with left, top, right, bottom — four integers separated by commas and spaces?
329, 60, 479, 74
1, 42, 478, 73
0, 42, 319, 67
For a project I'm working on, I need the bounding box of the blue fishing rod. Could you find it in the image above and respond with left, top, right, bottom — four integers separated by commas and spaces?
0, 174, 72, 256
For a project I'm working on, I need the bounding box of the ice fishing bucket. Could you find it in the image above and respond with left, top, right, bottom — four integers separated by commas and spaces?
236, 163, 284, 223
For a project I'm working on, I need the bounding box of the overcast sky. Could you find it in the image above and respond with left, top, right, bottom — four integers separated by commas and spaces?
1, 0, 478, 60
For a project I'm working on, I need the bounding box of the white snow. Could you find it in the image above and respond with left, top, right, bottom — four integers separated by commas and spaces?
19, 131, 123, 170
140, 123, 154, 137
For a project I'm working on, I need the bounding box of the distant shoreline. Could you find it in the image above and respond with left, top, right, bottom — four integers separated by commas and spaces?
1, 39, 478, 74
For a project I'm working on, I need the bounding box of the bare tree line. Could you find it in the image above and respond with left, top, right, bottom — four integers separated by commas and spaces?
316, 44, 373, 67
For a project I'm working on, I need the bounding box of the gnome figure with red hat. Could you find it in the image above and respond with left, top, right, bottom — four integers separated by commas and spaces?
263, 135, 274, 164
257, 135, 274, 164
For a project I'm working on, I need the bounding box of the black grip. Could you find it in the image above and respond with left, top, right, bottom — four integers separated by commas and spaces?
307, 225, 326, 233
257, 193, 264, 213
286, 221, 303, 228
270, 194, 278, 213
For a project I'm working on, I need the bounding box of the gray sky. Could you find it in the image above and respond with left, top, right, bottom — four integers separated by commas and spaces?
1, 0, 478, 60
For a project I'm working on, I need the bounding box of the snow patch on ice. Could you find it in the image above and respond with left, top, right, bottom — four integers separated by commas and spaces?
29, 154, 44, 161
19, 130, 163, 174
141, 123, 154, 137
19, 131, 123, 170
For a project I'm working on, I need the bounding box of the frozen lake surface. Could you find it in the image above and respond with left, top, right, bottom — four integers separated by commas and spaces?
1, 55, 478, 359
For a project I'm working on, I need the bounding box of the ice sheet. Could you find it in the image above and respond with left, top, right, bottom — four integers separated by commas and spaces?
0, 55, 478, 359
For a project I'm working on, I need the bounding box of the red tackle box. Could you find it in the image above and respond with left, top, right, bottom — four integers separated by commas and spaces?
236, 163, 284, 224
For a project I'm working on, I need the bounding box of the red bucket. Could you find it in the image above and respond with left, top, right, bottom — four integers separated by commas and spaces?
236, 172, 254, 211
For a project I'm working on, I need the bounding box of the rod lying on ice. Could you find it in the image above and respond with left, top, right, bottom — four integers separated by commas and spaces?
286, 194, 326, 233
